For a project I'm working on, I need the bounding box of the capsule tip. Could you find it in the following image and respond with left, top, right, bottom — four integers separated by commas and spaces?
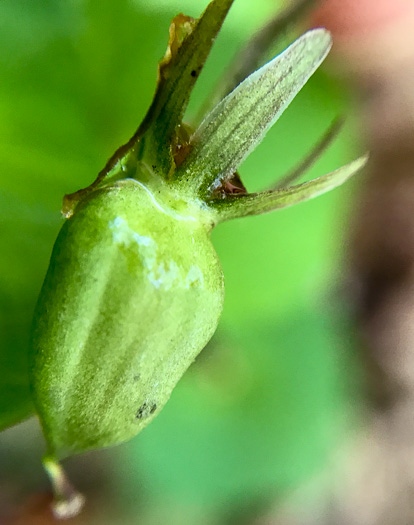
43, 455, 85, 519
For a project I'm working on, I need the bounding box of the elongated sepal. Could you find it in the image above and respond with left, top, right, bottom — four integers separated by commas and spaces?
176, 29, 332, 196
210, 155, 368, 222
61, 0, 235, 218
205, 0, 317, 113
43, 456, 85, 519
271, 116, 344, 190
142, 0, 234, 176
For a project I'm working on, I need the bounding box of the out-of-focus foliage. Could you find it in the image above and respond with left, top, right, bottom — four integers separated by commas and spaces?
0, 0, 362, 523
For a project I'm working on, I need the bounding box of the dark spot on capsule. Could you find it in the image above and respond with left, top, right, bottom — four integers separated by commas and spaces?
133, 374, 141, 382
191, 70, 197, 77
152, 165, 156, 170
136, 403, 147, 419
136, 402, 157, 419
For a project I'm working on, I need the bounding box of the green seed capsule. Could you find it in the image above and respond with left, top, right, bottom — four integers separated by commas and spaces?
30, 178, 224, 458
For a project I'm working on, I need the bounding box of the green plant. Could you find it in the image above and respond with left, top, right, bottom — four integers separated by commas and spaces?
2, 0, 366, 518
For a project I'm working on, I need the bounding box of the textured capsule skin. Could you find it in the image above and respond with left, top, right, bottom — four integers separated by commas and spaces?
30, 178, 224, 459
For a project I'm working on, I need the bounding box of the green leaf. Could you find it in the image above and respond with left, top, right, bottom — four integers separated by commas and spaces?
0, 376, 34, 432
176, 29, 332, 196
210, 154, 368, 221
0, 288, 36, 431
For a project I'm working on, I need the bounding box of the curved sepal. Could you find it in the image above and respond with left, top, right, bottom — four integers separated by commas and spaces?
210, 155, 368, 222
271, 116, 344, 190
62, 0, 235, 218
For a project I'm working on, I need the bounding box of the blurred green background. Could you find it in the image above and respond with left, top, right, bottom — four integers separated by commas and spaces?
0, 1, 363, 523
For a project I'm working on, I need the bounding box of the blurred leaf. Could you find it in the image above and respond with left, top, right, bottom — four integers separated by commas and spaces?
271, 115, 344, 190
0, 293, 35, 431
117, 302, 360, 522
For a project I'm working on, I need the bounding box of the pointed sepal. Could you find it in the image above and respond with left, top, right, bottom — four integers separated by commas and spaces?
141, 0, 235, 176
210, 155, 368, 222
61, 0, 234, 218
176, 29, 332, 196
271, 116, 344, 190
205, 0, 317, 113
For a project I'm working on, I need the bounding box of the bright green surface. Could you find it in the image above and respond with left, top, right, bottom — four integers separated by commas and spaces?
0, 0, 362, 522
30, 179, 224, 459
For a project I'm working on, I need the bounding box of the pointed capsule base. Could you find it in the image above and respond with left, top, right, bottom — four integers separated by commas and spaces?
43, 456, 85, 519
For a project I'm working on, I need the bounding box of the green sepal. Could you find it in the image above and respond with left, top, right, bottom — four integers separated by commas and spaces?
62, 0, 234, 218
175, 29, 332, 197
141, 0, 234, 177
205, 0, 317, 114
209, 155, 368, 222
271, 116, 344, 190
